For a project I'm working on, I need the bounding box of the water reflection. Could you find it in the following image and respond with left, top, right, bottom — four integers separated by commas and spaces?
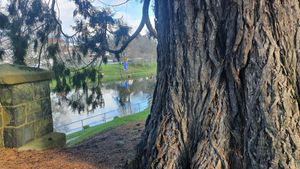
52, 77, 155, 134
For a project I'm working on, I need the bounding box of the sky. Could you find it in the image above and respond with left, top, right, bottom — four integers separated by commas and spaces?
0, 0, 155, 35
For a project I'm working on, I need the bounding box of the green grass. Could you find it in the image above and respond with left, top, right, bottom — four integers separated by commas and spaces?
50, 62, 157, 89
66, 108, 150, 147
100, 62, 157, 83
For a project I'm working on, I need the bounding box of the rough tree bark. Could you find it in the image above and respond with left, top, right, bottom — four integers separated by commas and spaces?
129, 0, 300, 168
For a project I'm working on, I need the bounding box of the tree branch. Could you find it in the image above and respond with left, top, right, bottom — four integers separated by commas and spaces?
50, 0, 155, 55
105, 0, 154, 54
96, 0, 130, 7
51, 0, 79, 38
144, 1, 157, 38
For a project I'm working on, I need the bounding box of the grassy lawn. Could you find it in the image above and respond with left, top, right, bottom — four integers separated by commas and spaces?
101, 62, 157, 83
50, 62, 157, 89
66, 108, 150, 147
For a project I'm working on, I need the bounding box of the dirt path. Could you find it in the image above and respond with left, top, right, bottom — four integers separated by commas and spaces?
0, 122, 145, 169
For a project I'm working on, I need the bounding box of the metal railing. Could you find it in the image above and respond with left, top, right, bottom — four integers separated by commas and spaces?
54, 100, 151, 134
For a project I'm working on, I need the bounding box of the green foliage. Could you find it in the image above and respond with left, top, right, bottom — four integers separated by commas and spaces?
0, 13, 8, 29
0, 0, 153, 113
3, 0, 59, 65
114, 25, 131, 46
100, 62, 157, 82
0, 12, 8, 60
83, 125, 90, 130
47, 44, 60, 59
0, 50, 4, 60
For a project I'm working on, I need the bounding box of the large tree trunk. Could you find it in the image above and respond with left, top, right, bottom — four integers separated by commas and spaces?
130, 0, 300, 168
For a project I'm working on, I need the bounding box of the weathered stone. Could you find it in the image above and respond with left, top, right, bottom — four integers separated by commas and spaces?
0, 64, 53, 148
24, 123, 35, 144
34, 81, 50, 99
41, 98, 52, 116
34, 116, 53, 138
0, 86, 12, 106
27, 109, 46, 124
4, 128, 19, 147
4, 123, 34, 148
2, 108, 10, 126
35, 110, 45, 120
27, 100, 42, 116
5, 106, 26, 127
0, 83, 36, 106
4, 128, 18, 147
11, 83, 34, 105
27, 112, 36, 123
26, 90, 52, 123
0, 64, 52, 85
0, 128, 3, 147
18, 132, 66, 151
0, 109, 2, 127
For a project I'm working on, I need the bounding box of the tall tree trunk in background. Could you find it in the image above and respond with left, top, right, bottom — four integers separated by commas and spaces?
130, 0, 300, 168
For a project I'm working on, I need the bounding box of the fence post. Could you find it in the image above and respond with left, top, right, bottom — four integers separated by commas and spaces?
56, 101, 151, 134
138, 103, 141, 112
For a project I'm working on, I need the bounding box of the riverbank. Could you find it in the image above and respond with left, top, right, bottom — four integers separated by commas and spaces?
66, 108, 150, 147
101, 62, 156, 83
50, 62, 157, 89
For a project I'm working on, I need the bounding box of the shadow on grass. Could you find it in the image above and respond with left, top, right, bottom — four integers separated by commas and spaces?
57, 109, 149, 168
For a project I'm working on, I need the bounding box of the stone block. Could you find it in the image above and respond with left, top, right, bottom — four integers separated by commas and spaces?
27, 101, 42, 116
27, 98, 52, 123
0, 64, 52, 85
4, 123, 34, 148
36, 111, 45, 120
5, 106, 26, 127
0, 64, 54, 148
33, 84, 42, 99
34, 116, 53, 138
27, 112, 36, 123
0, 109, 2, 127
0, 86, 12, 106
24, 123, 35, 144
0, 128, 3, 148
41, 98, 52, 116
34, 81, 50, 99
0, 83, 35, 106
2, 108, 10, 127
4, 128, 18, 147
11, 83, 34, 105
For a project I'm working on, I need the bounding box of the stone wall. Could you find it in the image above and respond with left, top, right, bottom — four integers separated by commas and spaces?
0, 64, 54, 148
0, 107, 3, 147
0, 81, 53, 147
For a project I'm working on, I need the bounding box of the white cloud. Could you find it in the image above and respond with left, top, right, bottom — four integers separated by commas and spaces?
100, 0, 129, 6
57, 0, 149, 35
115, 11, 156, 35
0, 0, 9, 10
56, 0, 77, 35
0, 0, 156, 35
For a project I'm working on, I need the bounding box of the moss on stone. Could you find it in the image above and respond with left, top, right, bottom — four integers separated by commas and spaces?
3, 123, 35, 148
18, 132, 66, 151
0, 64, 54, 148
0, 64, 52, 85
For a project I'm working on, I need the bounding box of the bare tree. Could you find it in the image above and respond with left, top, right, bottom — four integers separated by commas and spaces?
125, 35, 157, 63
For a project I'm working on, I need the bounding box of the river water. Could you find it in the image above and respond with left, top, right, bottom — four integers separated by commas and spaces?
51, 77, 156, 134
